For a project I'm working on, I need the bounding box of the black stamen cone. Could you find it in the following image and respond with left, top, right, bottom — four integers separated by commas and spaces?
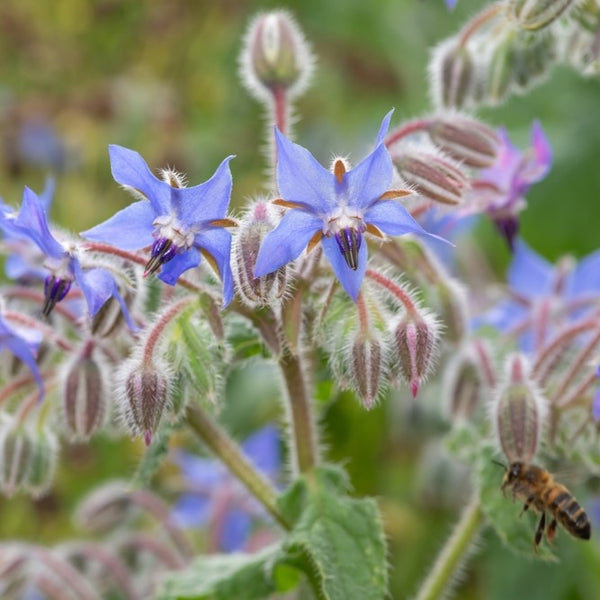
43, 275, 72, 317
145, 238, 178, 277
335, 228, 362, 270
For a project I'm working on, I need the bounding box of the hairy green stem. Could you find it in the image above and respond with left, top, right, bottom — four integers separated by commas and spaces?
186, 404, 290, 530
279, 348, 318, 474
413, 496, 484, 600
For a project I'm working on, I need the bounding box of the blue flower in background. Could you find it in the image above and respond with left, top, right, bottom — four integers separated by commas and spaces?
475, 239, 600, 351
445, 0, 457, 10
593, 365, 600, 422
17, 119, 69, 172
82, 145, 235, 306
0, 311, 44, 398
171, 425, 280, 553
254, 111, 445, 301
0, 186, 135, 325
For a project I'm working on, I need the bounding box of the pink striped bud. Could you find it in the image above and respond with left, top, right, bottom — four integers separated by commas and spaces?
24, 428, 58, 498
492, 353, 547, 463
428, 114, 501, 168
240, 10, 314, 101
393, 146, 468, 206
75, 481, 132, 533
233, 201, 288, 306
436, 279, 468, 344
62, 354, 108, 440
391, 311, 440, 398
351, 333, 385, 410
443, 350, 484, 422
0, 419, 33, 497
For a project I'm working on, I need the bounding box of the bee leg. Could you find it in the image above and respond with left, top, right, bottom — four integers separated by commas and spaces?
519, 495, 535, 517
546, 518, 557, 545
534, 512, 546, 552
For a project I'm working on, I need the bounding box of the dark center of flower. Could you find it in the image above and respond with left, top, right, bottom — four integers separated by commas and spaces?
43, 275, 72, 317
145, 237, 179, 277
334, 227, 363, 271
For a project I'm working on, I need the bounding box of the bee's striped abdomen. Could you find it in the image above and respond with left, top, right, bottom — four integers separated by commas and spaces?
546, 486, 591, 540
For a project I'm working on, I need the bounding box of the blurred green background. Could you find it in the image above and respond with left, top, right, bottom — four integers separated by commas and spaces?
1, 0, 599, 599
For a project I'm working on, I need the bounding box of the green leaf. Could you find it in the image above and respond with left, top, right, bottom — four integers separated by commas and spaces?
155, 545, 290, 600
277, 465, 388, 600
476, 444, 557, 561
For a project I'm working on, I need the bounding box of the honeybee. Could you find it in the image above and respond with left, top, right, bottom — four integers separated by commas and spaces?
499, 461, 591, 550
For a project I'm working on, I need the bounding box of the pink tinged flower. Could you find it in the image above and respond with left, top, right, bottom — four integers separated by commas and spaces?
254, 111, 447, 301
81, 146, 236, 307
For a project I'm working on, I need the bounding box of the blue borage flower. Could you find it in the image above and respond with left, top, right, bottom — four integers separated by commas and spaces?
254, 111, 446, 301
0, 186, 135, 327
171, 425, 280, 552
82, 146, 236, 307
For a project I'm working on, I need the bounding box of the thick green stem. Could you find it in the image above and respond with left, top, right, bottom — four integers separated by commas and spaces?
186, 404, 290, 530
278, 348, 318, 474
413, 496, 484, 600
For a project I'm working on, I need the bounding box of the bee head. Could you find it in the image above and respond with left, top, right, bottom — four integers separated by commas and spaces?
503, 461, 523, 486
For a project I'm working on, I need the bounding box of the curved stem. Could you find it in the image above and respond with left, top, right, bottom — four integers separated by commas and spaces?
366, 268, 417, 314
385, 119, 431, 149
186, 404, 290, 530
457, 3, 505, 47
413, 495, 484, 600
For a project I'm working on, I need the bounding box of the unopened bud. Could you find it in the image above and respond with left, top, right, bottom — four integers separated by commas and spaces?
562, 25, 600, 76
393, 146, 468, 206
391, 310, 439, 398
487, 32, 520, 104
121, 363, 171, 445
25, 428, 58, 498
0, 419, 33, 497
493, 353, 547, 463
75, 481, 132, 533
436, 279, 468, 344
428, 114, 501, 168
240, 10, 314, 101
443, 350, 484, 422
351, 333, 385, 410
233, 201, 288, 305
508, 0, 576, 31
62, 353, 108, 440
430, 38, 477, 109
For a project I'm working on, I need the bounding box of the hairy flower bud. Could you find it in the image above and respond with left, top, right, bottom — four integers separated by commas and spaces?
428, 114, 501, 168
436, 279, 468, 344
75, 481, 133, 533
508, 0, 576, 31
430, 38, 477, 109
443, 350, 484, 422
391, 310, 440, 398
62, 353, 108, 440
351, 333, 385, 410
240, 10, 314, 101
0, 419, 33, 497
233, 201, 288, 305
25, 428, 58, 498
492, 353, 547, 463
392, 146, 468, 206
121, 362, 171, 446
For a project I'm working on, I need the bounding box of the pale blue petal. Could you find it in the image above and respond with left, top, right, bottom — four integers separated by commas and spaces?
567, 250, 600, 297
345, 143, 393, 210
321, 235, 367, 301
171, 493, 212, 527
525, 120, 552, 183
275, 129, 336, 213
73, 261, 115, 318
508, 239, 553, 298
193, 228, 234, 307
0, 322, 44, 396
81, 200, 156, 250
158, 247, 200, 285
242, 425, 280, 479
221, 507, 252, 552
39, 177, 55, 212
472, 299, 527, 332
109, 145, 172, 214
15, 187, 64, 259
374, 110, 394, 147
175, 156, 234, 225
174, 451, 224, 486
254, 210, 322, 277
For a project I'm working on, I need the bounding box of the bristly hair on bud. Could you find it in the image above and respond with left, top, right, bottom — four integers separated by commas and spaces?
491, 353, 548, 464
75, 480, 133, 534
507, 0, 578, 31
239, 10, 315, 102
24, 428, 58, 498
231, 199, 289, 306
0, 416, 33, 498
350, 330, 388, 410
390, 308, 441, 398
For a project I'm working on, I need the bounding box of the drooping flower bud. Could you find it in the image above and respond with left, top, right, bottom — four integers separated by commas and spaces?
350, 332, 385, 410
232, 200, 288, 306
429, 38, 477, 109
428, 114, 501, 168
239, 10, 314, 101
562, 24, 600, 77
120, 361, 171, 446
391, 310, 440, 398
443, 349, 485, 422
492, 353, 547, 463
436, 279, 468, 344
75, 481, 133, 533
392, 145, 468, 206
24, 428, 58, 498
62, 351, 108, 440
507, 0, 577, 31
0, 418, 33, 497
